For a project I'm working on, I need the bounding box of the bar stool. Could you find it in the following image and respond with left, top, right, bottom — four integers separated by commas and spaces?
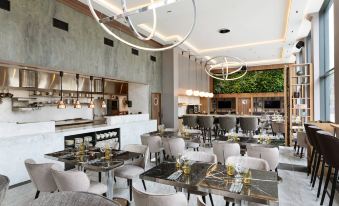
183, 115, 198, 129
239, 117, 258, 136
304, 123, 316, 176
316, 131, 339, 206
197, 116, 214, 144
218, 116, 236, 137
308, 126, 324, 192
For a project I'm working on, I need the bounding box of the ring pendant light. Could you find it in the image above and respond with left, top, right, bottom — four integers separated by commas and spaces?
205, 56, 248, 81
87, 0, 197, 52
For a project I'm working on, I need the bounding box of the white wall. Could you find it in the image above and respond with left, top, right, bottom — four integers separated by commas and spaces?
177, 96, 200, 117
128, 83, 149, 115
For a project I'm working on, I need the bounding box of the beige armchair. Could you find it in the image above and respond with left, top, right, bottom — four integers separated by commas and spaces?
133, 186, 187, 206
226, 156, 270, 171
247, 146, 279, 171
51, 165, 107, 195
24, 159, 58, 199
212, 142, 240, 165
162, 137, 186, 160
140, 135, 164, 164
114, 144, 149, 201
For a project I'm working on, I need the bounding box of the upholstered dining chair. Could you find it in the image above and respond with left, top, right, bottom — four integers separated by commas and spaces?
212, 142, 240, 165
51, 165, 107, 195
239, 117, 258, 136
226, 156, 270, 171
271, 121, 285, 138
24, 159, 58, 199
246, 146, 279, 172
183, 151, 216, 206
114, 144, 149, 201
140, 134, 163, 165
29, 191, 121, 206
133, 186, 187, 206
0, 174, 9, 205
162, 137, 186, 160
296, 131, 309, 158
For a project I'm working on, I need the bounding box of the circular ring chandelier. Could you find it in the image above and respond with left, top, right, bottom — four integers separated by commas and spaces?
87, 0, 197, 52
205, 56, 248, 81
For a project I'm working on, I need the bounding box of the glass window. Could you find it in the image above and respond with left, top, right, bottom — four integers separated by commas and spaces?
320, 0, 335, 121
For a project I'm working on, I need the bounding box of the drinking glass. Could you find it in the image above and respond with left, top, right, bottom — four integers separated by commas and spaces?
182, 160, 191, 175
176, 153, 182, 169
226, 163, 235, 176
243, 169, 252, 185
234, 163, 244, 183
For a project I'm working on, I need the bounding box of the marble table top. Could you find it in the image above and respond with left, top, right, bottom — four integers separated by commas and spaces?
140, 162, 278, 205
45, 148, 141, 172
216, 135, 285, 148
148, 131, 200, 142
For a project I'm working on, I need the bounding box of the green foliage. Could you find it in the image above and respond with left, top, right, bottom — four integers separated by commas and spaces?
213, 69, 284, 94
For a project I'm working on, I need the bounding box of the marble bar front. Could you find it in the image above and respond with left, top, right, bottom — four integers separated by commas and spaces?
0, 114, 157, 186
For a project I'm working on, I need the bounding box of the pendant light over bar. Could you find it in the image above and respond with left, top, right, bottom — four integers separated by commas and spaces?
87, 0, 196, 52
101, 78, 106, 108
57, 71, 66, 109
74, 74, 81, 109
185, 53, 193, 96
88, 76, 95, 109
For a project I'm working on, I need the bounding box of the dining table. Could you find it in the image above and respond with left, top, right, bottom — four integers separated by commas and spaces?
44, 148, 142, 199
140, 162, 279, 206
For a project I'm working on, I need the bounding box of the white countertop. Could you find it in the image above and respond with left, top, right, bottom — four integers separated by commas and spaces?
0, 121, 55, 138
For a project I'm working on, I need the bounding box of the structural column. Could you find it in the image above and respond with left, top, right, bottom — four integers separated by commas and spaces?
335, 0, 339, 132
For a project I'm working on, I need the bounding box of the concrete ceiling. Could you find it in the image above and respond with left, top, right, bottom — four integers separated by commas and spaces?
79, 0, 324, 66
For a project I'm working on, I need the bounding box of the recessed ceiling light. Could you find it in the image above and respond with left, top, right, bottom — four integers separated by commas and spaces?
218, 28, 230, 34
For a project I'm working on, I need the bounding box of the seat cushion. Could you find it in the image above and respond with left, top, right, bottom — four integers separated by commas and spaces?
88, 181, 107, 195
114, 165, 144, 179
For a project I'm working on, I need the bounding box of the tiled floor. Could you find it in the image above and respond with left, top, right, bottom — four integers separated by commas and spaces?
3, 147, 339, 206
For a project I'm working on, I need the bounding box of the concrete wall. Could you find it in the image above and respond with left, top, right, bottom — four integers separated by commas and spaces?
0, 0, 162, 93
128, 83, 150, 115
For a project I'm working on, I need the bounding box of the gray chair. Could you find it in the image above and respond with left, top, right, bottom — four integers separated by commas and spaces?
29, 191, 121, 206
239, 117, 258, 135
197, 116, 214, 144
218, 116, 237, 136
162, 137, 186, 160
24, 159, 58, 199
140, 134, 164, 165
0, 174, 9, 205
183, 115, 198, 129
212, 142, 240, 165
114, 144, 149, 201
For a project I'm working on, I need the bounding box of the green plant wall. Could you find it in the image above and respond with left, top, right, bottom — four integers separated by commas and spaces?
213, 69, 284, 94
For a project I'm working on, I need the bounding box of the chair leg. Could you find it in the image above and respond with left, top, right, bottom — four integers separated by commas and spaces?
310, 152, 318, 184
308, 149, 315, 176
226, 202, 230, 206
129, 179, 133, 201
312, 154, 321, 188
98, 172, 102, 182
114, 176, 116, 183
329, 169, 338, 206
187, 192, 190, 201
202, 196, 206, 203
296, 146, 300, 154
209, 193, 214, 206
35, 190, 40, 199
103, 193, 107, 197
155, 153, 158, 166
142, 180, 147, 191
317, 159, 325, 198
321, 165, 332, 205
300, 147, 304, 159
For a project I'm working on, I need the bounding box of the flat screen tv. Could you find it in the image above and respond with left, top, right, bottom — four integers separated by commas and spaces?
264, 101, 281, 109
218, 101, 232, 109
